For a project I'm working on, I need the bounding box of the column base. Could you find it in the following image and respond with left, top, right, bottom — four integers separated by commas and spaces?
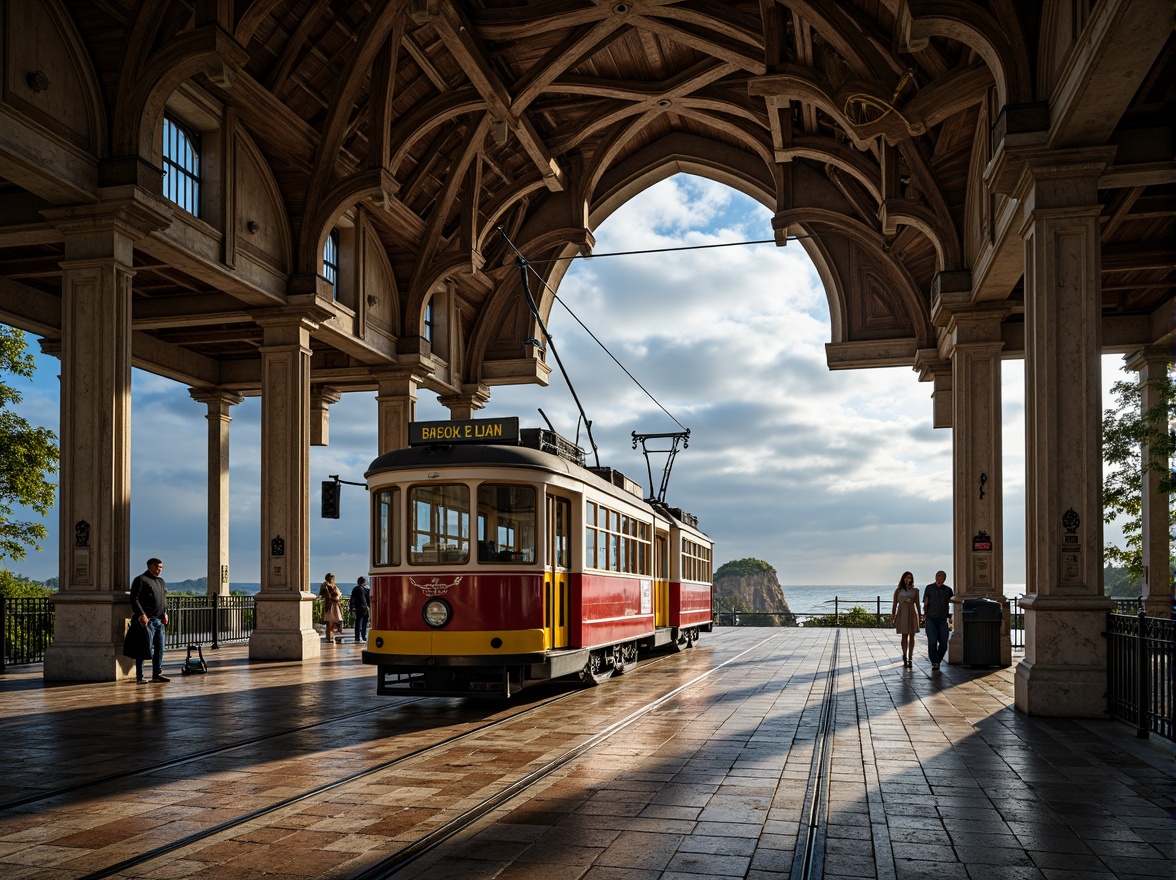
1141, 595, 1172, 619
249, 593, 321, 660
43, 595, 137, 681
1013, 593, 1113, 717
1014, 658, 1106, 717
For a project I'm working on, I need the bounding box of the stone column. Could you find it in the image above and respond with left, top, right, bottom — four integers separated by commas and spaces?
249, 313, 322, 660
375, 366, 430, 454
1013, 148, 1116, 716
933, 282, 1011, 666
40, 193, 171, 681
1124, 347, 1173, 619
189, 389, 244, 596
438, 383, 491, 420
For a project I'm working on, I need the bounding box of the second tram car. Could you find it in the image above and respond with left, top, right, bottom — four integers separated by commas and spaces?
361, 417, 713, 697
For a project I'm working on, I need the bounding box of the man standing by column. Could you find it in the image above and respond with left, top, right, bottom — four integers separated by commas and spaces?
923, 570, 953, 672
130, 558, 169, 682
350, 576, 370, 643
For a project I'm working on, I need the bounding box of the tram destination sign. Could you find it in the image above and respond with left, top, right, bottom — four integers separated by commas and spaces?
409, 417, 520, 446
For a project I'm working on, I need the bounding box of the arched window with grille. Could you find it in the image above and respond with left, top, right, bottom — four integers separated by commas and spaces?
323, 229, 340, 297
162, 114, 201, 215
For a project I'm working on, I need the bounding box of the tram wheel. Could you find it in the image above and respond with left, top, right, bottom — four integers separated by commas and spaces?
581, 649, 613, 686
672, 630, 689, 653
614, 643, 638, 675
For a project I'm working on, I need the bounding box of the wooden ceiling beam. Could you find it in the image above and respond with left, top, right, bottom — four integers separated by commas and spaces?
430, 3, 565, 192
512, 18, 628, 111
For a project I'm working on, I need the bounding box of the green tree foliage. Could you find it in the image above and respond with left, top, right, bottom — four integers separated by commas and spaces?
0, 326, 58, 561
714, 557, 775, 578
1104, 564, 1142, 598
0, 569, 53, 598
1102, 372, 1174, 584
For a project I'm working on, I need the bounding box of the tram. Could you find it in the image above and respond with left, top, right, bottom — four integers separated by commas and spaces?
361, 416, 713, 698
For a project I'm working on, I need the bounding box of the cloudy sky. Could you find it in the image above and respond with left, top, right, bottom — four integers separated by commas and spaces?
6, 174, 1130, 590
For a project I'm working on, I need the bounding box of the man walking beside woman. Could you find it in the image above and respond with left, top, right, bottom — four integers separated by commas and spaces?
892, 569, 954, 671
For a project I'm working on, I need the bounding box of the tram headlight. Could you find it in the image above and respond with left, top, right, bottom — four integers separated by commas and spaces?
422, 598, 451, 628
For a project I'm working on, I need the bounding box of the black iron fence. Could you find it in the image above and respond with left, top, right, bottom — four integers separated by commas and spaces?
1, 594, 258, 671
163, 594, 256, 649
0, 596, 54, 671
1106, 607, 1173, 742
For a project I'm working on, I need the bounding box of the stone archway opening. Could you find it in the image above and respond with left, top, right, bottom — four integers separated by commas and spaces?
419, 173, 961, 591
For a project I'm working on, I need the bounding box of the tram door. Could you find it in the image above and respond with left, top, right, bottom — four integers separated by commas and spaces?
544, 495, 571, 649
653, 532, 670, 627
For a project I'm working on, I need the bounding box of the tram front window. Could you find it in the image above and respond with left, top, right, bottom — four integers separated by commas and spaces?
477, 485, 536, 563
409, 484, 469, 564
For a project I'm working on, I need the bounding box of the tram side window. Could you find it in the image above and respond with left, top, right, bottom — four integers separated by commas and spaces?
476, 484, 536, 563
585, 502, 598, 568
584, 501, 651, 575
372, 488, 400, 567
409, 484, 469, 564
554, 496, 571, 568
681, 538, 712, 582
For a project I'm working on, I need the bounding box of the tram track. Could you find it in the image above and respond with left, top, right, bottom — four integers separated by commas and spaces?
792, 630, 840, 880
68, 646, 713, 880
349, 636, 778, 879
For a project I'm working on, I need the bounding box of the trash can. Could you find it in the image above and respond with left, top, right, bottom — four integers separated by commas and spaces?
961, 597, 1002, 667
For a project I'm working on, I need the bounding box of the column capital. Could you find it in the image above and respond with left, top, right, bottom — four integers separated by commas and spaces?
913, 348, 951, 382
438, 384, 491, 419
310, 384, 342, 407
42, 190, 173, 264
1123, 345, 1171, 376
189, 387, 245, 410
1014, 146, 1118, 232
374, 363, 433, 394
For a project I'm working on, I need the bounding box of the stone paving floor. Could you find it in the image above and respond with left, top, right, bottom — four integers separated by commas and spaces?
0, 629, 1170, 880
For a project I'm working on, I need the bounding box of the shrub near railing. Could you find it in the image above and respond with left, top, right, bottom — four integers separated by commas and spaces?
803, 606, 892, 628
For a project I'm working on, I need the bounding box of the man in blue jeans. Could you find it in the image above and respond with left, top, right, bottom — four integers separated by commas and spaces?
130, 558, 170, 682
922, 570, 953, 671
349, 576, 370, 643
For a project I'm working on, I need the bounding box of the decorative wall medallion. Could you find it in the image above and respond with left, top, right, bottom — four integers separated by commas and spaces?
270, 535, 285, 557
411, 576, 463, 597
1062, 508, 1080, 533
74, 520, 90, 547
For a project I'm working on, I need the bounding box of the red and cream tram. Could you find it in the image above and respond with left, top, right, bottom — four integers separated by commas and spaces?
361, 417, 713, 697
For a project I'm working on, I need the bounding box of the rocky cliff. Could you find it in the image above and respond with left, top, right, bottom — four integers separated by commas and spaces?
713, 562, 795, 626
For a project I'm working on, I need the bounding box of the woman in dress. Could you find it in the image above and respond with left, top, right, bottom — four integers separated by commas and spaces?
319, 573, 344, 642
891, 571, 921, 667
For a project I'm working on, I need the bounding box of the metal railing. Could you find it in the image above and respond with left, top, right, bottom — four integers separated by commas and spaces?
1106, 607, 1173, 742
0, 596, 54, 671
716, 596, 894, 627
164, 594, 256, 649
1, 594, 257, 671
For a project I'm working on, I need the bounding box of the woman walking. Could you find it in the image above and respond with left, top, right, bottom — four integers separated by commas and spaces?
319, 573, 344, 642
891, 571, 921, 667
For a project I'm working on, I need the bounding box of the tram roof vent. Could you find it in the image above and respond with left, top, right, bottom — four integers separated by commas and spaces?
519, 428, 585, 466
665, 506, 700, 528
588, 467, 644, 498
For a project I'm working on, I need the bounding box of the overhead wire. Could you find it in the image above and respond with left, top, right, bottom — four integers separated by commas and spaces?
524, 234, 810, 264
494, 232, 797, 436
520, 235, 798, 433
